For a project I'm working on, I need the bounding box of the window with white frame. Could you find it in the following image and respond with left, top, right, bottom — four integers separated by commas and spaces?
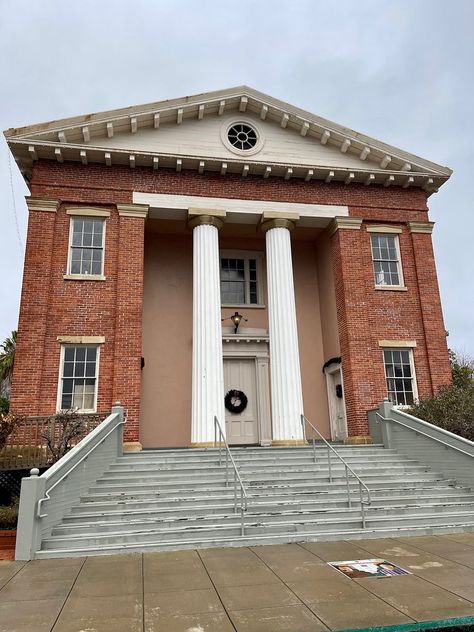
383, 348, 417, 406
370, 234, 403, 287
68, 217, 105, 276
58, 345, 99, 411
220, 252, 262, 305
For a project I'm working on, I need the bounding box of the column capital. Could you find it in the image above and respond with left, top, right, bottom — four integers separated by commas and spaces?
187, 208, 226, 230
117, 203, 149, 218
408, 221, 435, 234
25, 197, 60, 213
328, 216, 362, 236
259, 211, 299, 234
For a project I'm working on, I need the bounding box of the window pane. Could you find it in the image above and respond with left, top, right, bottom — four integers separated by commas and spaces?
83, 392, 95, 410
62, 379, 74, 395
61, 345, 98, 412
371, 234, 401, 286
82, 232, 92, 247
86, 347, 97, 361
63, 362, 74, 377
383, 349, 415, 407
70, 218, 104, 275
220, 255, 259, 305
74, 362, 85, 377
85, 362, 95, 377
61, 393, 72, 409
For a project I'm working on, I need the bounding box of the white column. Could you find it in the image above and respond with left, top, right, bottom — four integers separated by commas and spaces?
189, 210, 226, 446
262, 214, 304, 443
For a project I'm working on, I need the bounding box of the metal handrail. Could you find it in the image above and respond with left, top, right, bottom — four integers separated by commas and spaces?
376, 413, 474, 460
214, 415, 248, 536
301, 414, 372, 528
37, 412, 125, 518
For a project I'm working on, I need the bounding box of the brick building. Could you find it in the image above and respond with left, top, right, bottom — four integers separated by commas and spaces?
4, 86, 452, 450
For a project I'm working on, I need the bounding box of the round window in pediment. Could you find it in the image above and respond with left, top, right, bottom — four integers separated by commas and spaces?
227, 124, 258, 151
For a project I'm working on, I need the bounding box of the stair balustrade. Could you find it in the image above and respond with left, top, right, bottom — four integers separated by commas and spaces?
213, 416, 248, 535
301, 414, 372, 528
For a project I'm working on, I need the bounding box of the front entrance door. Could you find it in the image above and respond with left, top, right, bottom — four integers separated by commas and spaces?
325, 364, 348, 441
223, 358, 259, 445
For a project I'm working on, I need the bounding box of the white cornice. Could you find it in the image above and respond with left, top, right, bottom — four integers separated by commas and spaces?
4, 86, 452, 191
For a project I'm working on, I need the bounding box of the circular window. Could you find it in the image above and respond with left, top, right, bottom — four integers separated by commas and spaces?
227, 124, 258, 151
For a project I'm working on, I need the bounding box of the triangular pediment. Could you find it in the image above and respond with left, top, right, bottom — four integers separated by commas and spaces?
4, 86, 451, 192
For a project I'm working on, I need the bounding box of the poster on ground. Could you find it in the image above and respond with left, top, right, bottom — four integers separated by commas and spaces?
328, 559, 411, 578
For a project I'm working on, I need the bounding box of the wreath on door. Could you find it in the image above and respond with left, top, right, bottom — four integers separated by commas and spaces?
224, 389, 248, 414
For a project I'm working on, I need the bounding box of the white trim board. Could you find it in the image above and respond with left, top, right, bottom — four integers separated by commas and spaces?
133, 192, 348, 227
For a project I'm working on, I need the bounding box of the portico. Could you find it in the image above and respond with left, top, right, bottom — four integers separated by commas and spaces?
134, 190, 350, 448
185, 205, 308, 446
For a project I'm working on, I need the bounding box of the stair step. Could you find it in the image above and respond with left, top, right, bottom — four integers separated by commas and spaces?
83, 478, 458, 502
42, 510, 474, 550
103, 463, 428, 477
65, 495, 474, 522
36, 521, 474, 558
54, 502, 474, 535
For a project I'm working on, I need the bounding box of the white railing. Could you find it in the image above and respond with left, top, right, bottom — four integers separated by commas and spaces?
15, 403, 125, 560
301, 414, 372, 528
214, 416, 248, 536
371, 401, 474, 488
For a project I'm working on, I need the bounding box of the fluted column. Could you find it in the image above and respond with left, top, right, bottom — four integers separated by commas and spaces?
261, 212, 305, 444
189, 209, 227, 446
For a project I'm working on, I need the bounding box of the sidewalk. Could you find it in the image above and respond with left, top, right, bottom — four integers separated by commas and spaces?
1, 533, 474, 631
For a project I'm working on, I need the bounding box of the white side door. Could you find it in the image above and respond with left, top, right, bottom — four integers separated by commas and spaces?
325, 364, 348, 441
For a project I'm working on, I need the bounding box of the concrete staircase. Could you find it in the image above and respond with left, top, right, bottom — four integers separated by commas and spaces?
36, 444, 474, 558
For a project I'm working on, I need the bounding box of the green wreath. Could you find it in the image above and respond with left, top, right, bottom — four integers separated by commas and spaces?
224, 389, 248, 414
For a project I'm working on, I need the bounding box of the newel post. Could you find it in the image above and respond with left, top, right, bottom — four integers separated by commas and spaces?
378, 399, 394, 449
112, 402, 125, 455
15, 468, 46, 560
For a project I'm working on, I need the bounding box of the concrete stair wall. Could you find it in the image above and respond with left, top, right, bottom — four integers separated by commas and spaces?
36, 444, 474, 558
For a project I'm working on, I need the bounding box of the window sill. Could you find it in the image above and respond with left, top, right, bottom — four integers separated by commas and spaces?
56, 409, 97, 414
64, 274, 106, 281
375, 285, 407, 292
222, 304, 266, 309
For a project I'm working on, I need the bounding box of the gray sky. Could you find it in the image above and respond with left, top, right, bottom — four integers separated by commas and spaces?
0, 0, 473, 354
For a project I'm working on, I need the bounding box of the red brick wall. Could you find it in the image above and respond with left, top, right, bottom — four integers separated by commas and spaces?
10, 197, 145, 441
10, 160, 450, 441
331, 222, 451, 436
29, 160, 429, 216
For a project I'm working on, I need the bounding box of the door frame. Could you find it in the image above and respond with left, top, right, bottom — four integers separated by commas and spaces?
222, 330, 271, 446
324, 361, 348, 441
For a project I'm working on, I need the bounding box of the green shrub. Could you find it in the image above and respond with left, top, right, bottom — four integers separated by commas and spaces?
0, 397, 9, 414
0, 497, 19, 530
409, 351, 474, 441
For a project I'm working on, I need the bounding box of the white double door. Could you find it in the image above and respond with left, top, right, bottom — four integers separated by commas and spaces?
223, 358, 259, 445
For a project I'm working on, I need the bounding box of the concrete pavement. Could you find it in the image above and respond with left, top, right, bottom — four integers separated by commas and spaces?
1, 534, 474, 631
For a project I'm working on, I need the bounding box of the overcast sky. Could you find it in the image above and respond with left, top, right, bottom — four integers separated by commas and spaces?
0, 0, 472, 355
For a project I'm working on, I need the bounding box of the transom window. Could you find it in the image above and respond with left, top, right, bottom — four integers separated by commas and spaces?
370, 234, 403, 287
69, 217, 105, 276
220, 253, 261, 305
383, 349, 417, 406
59, 345, 99, 412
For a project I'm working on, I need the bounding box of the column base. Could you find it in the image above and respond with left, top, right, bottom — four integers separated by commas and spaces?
123, 441, 143, 452
344, 435, 373, 445
271, 439, 306, 446
191, 441, 216, 448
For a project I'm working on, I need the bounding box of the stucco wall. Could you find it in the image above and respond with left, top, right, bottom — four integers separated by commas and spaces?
140, 222, 332, 447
